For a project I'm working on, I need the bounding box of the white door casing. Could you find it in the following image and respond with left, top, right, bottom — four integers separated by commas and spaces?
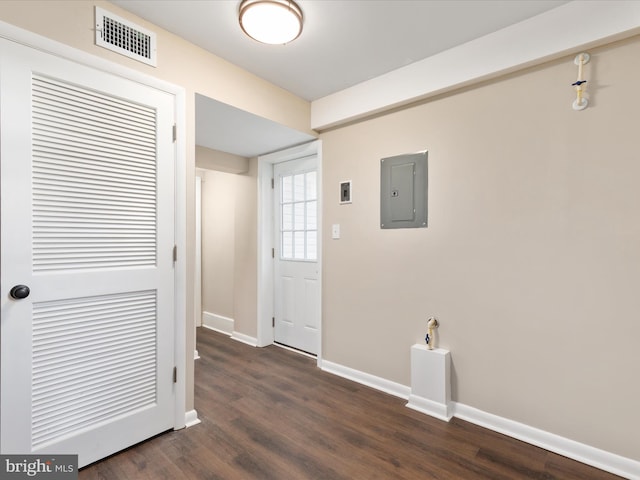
0, 39, 177, 467
273, 156, 320, 355
194, 174, 202, 360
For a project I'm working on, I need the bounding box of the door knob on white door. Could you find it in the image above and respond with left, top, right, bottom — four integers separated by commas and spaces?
9, 285, 30, 299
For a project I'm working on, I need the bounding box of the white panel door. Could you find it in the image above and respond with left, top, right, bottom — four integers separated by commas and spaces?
0, 40, 176, 467
274, 156, 319, 355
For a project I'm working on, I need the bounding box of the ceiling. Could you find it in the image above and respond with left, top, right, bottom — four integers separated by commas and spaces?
194, 94, 316, 158
111, 0, 570, 157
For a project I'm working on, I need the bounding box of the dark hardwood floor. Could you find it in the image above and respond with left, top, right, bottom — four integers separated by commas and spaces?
80, 328, 622, 479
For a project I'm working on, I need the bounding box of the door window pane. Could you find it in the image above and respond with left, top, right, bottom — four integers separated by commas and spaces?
282, 231, 293, 258
282, 176, 293, 203
293, 174, 305, 202
282, 204, 293, 230
306, 171, 317, 200
306, 231, 317, 260
294, 232, 305, 260
294, 202, 305, 230
279, 170, 318, 261
306, 201, 317, 230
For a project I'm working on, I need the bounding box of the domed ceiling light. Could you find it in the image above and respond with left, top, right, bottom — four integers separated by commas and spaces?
239, 0, 304, 45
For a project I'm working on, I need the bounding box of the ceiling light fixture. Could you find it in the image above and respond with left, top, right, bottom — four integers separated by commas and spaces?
239, 0, 303, 45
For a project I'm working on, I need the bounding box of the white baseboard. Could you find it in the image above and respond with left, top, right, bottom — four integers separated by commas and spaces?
184, 409, 201, 428
202, 311, 234, 335
194, 349, 200, 360
320, 360, 411, 399
321, 359, 639, 480
452, 402, 640, 480
407, 394, 452, 422
231, 331, 258, 347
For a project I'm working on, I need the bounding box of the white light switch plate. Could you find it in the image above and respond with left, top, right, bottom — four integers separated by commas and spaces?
332, 224, 340, 239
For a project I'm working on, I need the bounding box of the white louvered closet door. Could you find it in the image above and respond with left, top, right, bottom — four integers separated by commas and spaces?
0, 40, 176, 467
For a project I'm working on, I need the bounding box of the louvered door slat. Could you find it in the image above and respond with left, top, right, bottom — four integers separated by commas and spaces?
32, 290, 158, 448
32, 347, 154, 385
34, 145, 156, 168
33, 358, 156, 404
33, 337, 156, 373
34, 188, 155, 206
33, 358, 156, 402
33, 322, 156, 354
32, 75, 157, 272
33, 160, 156, 188
34, 195, 155, 212
33, 77, 157, 125
33, 130, 156, 158
33, 111, 156, 145
31, 151, 156, 177
32, 173, 156, 195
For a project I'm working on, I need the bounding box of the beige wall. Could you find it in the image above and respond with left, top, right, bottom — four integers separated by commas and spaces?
198, 147, 252, 325
199, 158, 257, 338
196, 152, 258, 338
196, 146, 249, 174
201, 170, 237, 319
320, 36, 640, 461
233, 158, 259, 338
0, 0, 310, 412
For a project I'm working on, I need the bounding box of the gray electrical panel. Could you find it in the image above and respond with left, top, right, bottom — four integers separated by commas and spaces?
380, 151, 428, 229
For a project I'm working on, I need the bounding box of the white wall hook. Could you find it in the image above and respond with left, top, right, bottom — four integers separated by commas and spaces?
571, 52, 589, 111
572, 98, 588, 111
574, 52, 590, 65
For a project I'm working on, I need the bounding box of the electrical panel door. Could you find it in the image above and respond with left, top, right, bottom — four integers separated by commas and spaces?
380, 151, 428, 229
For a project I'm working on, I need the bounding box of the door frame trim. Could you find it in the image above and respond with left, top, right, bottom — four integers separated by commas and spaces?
257, 140, 323, 365
0, 20, 188, 429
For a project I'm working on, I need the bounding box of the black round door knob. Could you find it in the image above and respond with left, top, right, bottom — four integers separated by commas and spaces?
9, 285, 30, 300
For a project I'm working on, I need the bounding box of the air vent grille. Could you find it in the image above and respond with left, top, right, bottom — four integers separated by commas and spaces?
95, 7, 157, 67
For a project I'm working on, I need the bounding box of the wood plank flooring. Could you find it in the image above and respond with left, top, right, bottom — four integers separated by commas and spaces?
79, 328, 622, 479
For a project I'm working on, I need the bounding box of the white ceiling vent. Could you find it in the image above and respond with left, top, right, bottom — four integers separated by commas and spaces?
95, 7, 157, 67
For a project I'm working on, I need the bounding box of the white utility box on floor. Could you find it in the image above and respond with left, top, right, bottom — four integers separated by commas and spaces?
406, 344, 452, 421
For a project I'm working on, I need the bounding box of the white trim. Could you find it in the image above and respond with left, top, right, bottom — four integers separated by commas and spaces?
406, 394, 452, 422
257, 140, 323, 366
311, 1, 640, 130
194, 350, 200, 360
452, 402, 640, 480
0, 20, 188, 432
257, 159, 275, 348
231, 332, 258, 347
319, 358, 639, 479
195, 175, 202, 328
320, 360, 411, 400
172, 72, 188, 432
202, 311, 234, 335
183, 410, 201, 428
